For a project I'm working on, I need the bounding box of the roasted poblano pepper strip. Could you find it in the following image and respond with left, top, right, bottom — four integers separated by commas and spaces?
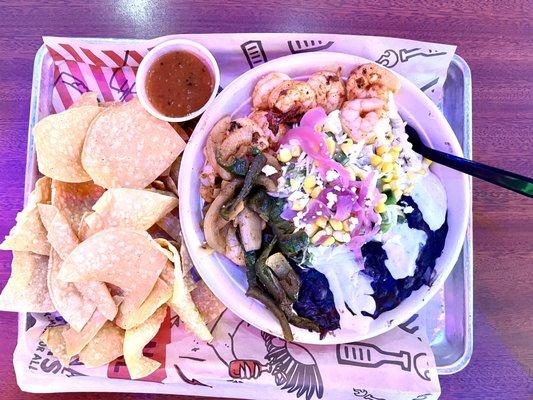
221, 154, 267, 220
216, 150, 250, 177
246, 287, 293, 341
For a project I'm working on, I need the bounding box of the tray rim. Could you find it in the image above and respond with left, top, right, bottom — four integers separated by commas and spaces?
17, 41, 473, 376
437, 53, 473, 375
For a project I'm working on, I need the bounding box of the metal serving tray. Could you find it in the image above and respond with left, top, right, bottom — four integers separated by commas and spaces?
22, 42, 473, 375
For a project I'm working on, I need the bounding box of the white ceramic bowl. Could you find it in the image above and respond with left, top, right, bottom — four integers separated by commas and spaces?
136, 38, 220, 123
179, 52, 469, 344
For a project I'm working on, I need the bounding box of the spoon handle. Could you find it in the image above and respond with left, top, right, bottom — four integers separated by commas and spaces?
421, 147, 533, 198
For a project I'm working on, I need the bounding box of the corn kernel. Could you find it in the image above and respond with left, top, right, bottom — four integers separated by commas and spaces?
341, 141, 355, 155
291, 197, 308, 211
303, 175, 316, 192
390, 181, 398, 190
322, 236, 335, 247
393, 163, 401, 175
346, 166, 357, 181
326, 137, 336, 155
291, 145, 302, 157
379, 193, 388, 204
329, 219, 343, 231
381, 162, 394, 173
310, 186, 322, 198
381, 153, 393, 163
393, 189, 403, 200
370, 154, 382, 167
376, 145, 390, 156
423, 157, 433, 166
375, 202, 387, 213
417, 168, 427, 175
382, 174, 393, 183
316, 216, 327, 228
311, 230, 326, 244
333, 231, 351, 243
382, 183, 391, 191
324, 225, 333, 235
277, 148, 292, 163
305, 223, 319, 237
342, 220, 351, 232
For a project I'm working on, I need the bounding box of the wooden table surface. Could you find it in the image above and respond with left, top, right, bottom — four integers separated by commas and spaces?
0, 1, 531, 399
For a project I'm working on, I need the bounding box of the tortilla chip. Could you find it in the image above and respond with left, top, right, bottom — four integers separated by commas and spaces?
34, 106, 102, 182
81, 97, 186, 189
75, 281, 118, 321
58, 228, 167, 311
41, 325, 71, 367
51, 180, 106, 232
155, 208, 181, 242
0, 251, 54, 312
46, 210, 79, 259
37, 203, 58, 232
70, 92, 99, 108
48, 249, 96, 331
79, 321, 125, 368
156, 239, 212, 341
180, 243, 197, 293
84, 189, 177, 235
116, 278, 172, 330
123, 305, 167, 379
62, 309, 108, 357
191, 281, 226, 324
0, 177, 52, 255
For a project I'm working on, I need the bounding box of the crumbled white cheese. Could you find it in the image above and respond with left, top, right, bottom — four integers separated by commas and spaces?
326, 169, 339, 182
326, 192, 338, 208
261, 165, 277, 177
288, 190, 306, 202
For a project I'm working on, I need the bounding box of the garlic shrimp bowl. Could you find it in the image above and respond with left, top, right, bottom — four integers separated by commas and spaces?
179, 52, 469, 344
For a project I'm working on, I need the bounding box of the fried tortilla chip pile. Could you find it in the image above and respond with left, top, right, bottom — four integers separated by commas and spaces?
0, 93, 225, 379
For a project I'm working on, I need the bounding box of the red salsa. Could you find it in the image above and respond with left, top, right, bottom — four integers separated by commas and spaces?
145, 51, 214, 118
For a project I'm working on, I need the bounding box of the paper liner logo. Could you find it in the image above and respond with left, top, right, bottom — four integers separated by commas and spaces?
336, 342, 431, 381
288, 40, 334, 54
376, 48, 447, 68
28, 315, 85, 377
107, 308, 172, 382
241, 40, 268, 68
205, 313, 324, 400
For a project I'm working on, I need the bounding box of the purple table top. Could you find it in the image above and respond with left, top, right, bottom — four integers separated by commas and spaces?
0, 1, 531, 399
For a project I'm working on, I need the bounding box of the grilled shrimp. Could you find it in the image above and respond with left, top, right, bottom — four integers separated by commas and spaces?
346, 63, 400, 101
252, 72, 291, 110
267, 80, 317, 115
248, 110, 288, 150
306, 69, 346, 114
340, 98, 386, 142
219, 118, 263, 162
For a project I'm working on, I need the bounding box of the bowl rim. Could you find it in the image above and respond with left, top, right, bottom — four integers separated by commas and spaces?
136, 38, 220, 123
179, 51, 469, 344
